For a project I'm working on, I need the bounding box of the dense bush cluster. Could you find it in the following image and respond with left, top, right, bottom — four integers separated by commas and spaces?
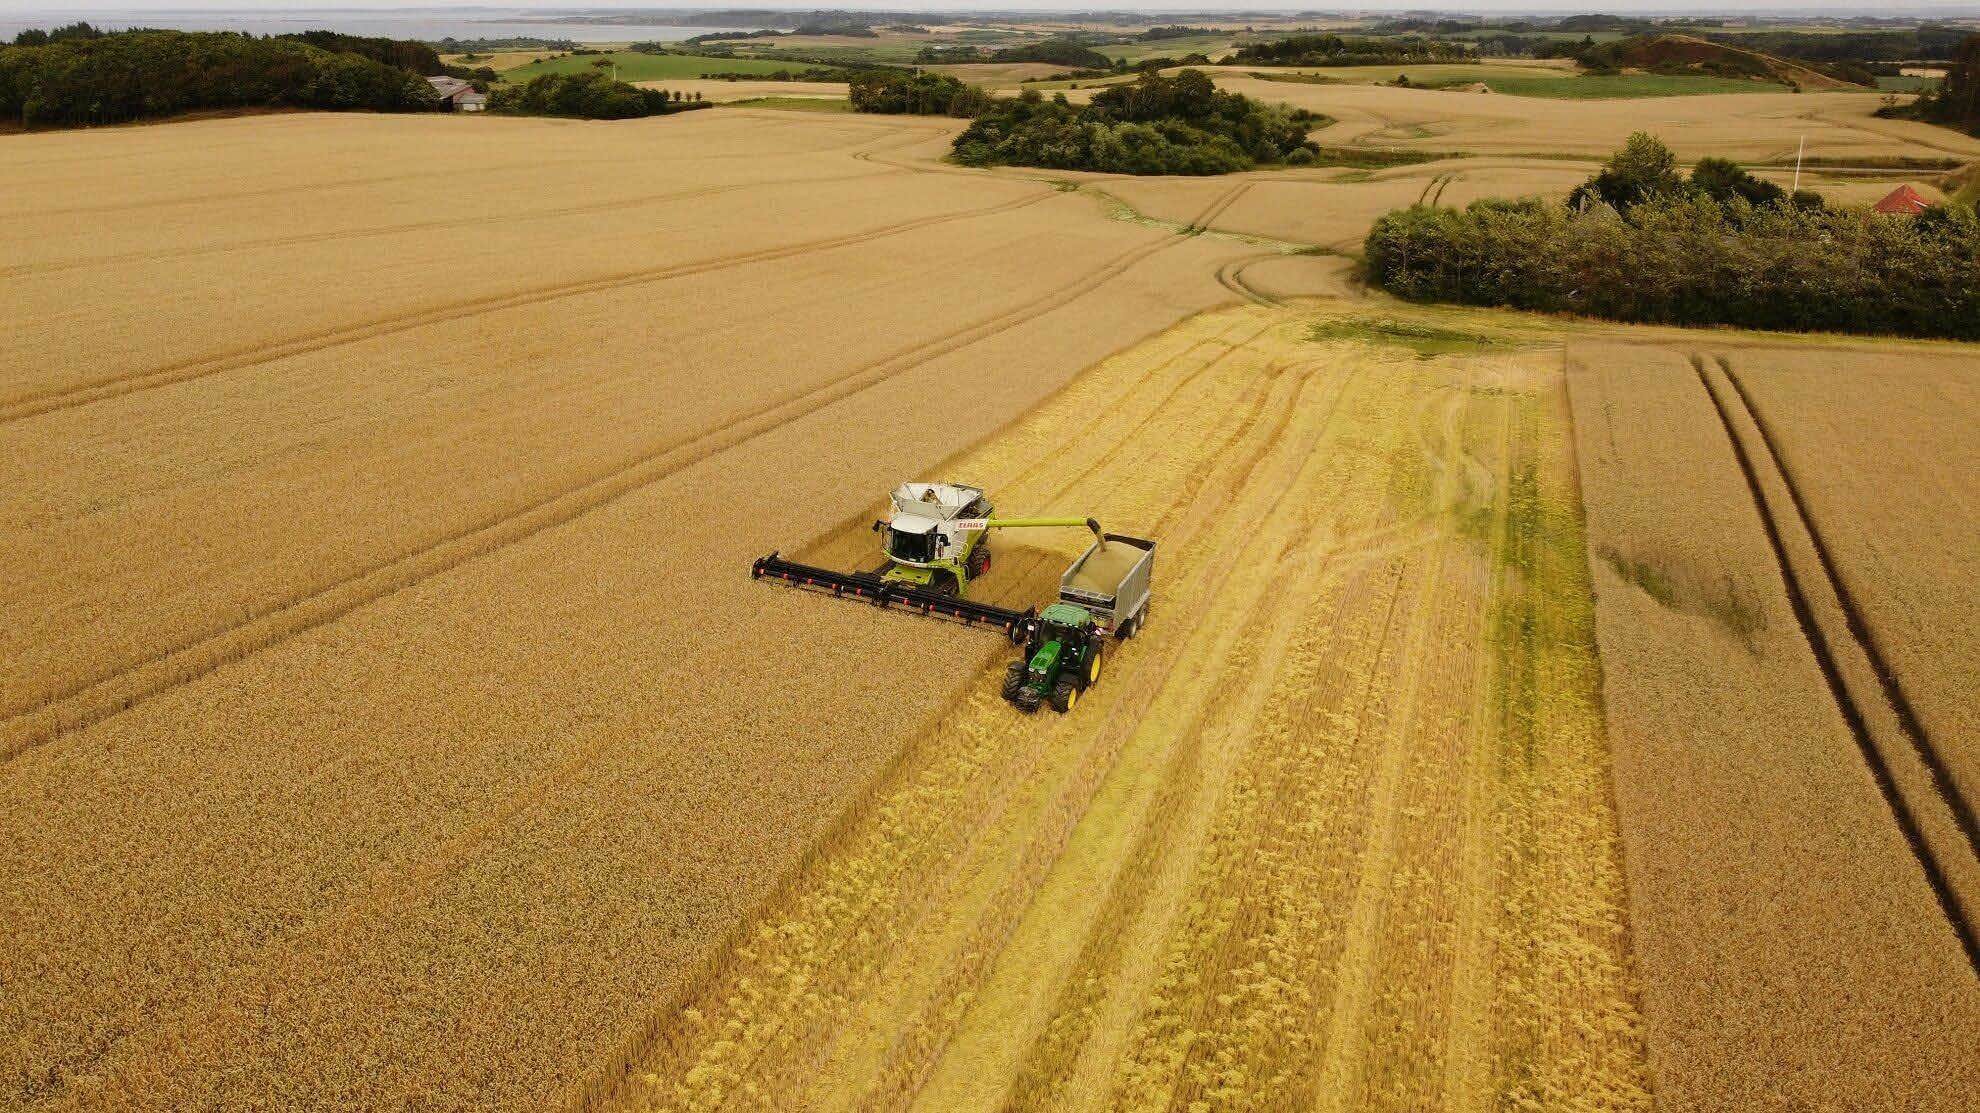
848, 70, 992, 116
1892, 34, 1980, 135
487, 71, 709, 119
1366, 133, 1980, 339
0, 29, 435, 127
951, 69, 1320, 175
989, 40, 1115, 69
282, 30, 444, 75
1229, 34, 1463, 67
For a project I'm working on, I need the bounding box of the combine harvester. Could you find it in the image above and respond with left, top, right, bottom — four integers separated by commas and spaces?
753, 482, 1153, 713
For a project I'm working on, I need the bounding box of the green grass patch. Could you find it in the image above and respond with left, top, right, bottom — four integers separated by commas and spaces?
1246, 63, 1567, 86
725, 96, 850, 112
1308, 145, 1450, 169
1307, 317, 1508, 357
500, 52, 827, 84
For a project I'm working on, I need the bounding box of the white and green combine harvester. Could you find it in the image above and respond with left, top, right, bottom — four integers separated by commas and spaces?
753, 481, 1154, 713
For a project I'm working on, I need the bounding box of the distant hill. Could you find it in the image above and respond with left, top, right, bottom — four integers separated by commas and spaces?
1595, 34, 1871, 91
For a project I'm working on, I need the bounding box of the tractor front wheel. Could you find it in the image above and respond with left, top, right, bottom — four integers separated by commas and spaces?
1002, 662, 1026, 701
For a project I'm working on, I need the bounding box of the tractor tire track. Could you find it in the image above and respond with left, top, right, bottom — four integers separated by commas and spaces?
1702, 356, 1980, 934
1183, 181, 1251, 234
0, 188, 1051, 424
1694, 356, 1980, 970
7, 119, 886, 218
0, 166, 905, 280
1214, 254, 1281, 307
0, 222, 1179, 769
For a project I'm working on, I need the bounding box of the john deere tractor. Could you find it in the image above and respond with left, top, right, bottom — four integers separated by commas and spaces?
1001, 603, 1105, 713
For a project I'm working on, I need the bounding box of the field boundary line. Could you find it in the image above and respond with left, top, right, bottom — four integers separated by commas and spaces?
0, 224, 1178, 770
1694, 357, 1980, 970
0, 189, 1052, 423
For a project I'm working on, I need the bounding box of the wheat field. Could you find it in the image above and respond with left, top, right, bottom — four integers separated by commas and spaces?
5, 100, 1977, 1113
1567, 339, 1980, 1111
0, 109, 1270, 1109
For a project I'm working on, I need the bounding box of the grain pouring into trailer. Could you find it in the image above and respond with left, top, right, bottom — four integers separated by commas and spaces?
751, 481, 1154, 712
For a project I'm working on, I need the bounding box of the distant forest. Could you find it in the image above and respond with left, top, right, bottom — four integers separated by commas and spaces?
0, 26, 436, 127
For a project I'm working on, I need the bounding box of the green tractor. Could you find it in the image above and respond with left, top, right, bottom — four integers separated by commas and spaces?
1002, 603, 1106, 713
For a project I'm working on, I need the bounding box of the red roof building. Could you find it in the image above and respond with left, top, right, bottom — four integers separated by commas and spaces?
1872, 184, 1933, 215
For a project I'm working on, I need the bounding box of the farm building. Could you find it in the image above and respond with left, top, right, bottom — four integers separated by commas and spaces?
426, 76, 487, 113
1872, 184, 1933, 215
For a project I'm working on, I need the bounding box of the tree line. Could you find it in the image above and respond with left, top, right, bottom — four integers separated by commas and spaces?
488, 71, 711, 119
848, 71, 992, 117
1885, 34, 1980, 135
0, 28, 435, 127
1229, 34, 1465, 68
1365, 133, 1980, 340
949, 69, 1322, 176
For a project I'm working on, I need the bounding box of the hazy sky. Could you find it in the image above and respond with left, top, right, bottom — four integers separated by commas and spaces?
1, 1, 1971, 13
1, 1, 1971, 11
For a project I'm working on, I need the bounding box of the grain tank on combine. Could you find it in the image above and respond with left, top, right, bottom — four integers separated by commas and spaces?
752, 480, 1154, 713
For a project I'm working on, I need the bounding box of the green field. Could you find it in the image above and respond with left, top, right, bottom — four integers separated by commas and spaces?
1098, 33, 1254, 64
726, 96, 852, 112
499, 51, 828, 83
1428, 73, 1781, 98
1242, 63, 1573, 85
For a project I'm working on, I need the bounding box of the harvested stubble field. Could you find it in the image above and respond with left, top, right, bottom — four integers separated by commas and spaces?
6, 95, 1979, 1113
604, 304, 1650, 1111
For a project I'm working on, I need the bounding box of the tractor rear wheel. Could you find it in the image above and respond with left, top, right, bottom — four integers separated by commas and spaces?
1051, 677, 1078, 713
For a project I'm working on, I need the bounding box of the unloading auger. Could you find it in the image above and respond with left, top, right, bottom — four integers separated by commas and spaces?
751, 481, 1155, 712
